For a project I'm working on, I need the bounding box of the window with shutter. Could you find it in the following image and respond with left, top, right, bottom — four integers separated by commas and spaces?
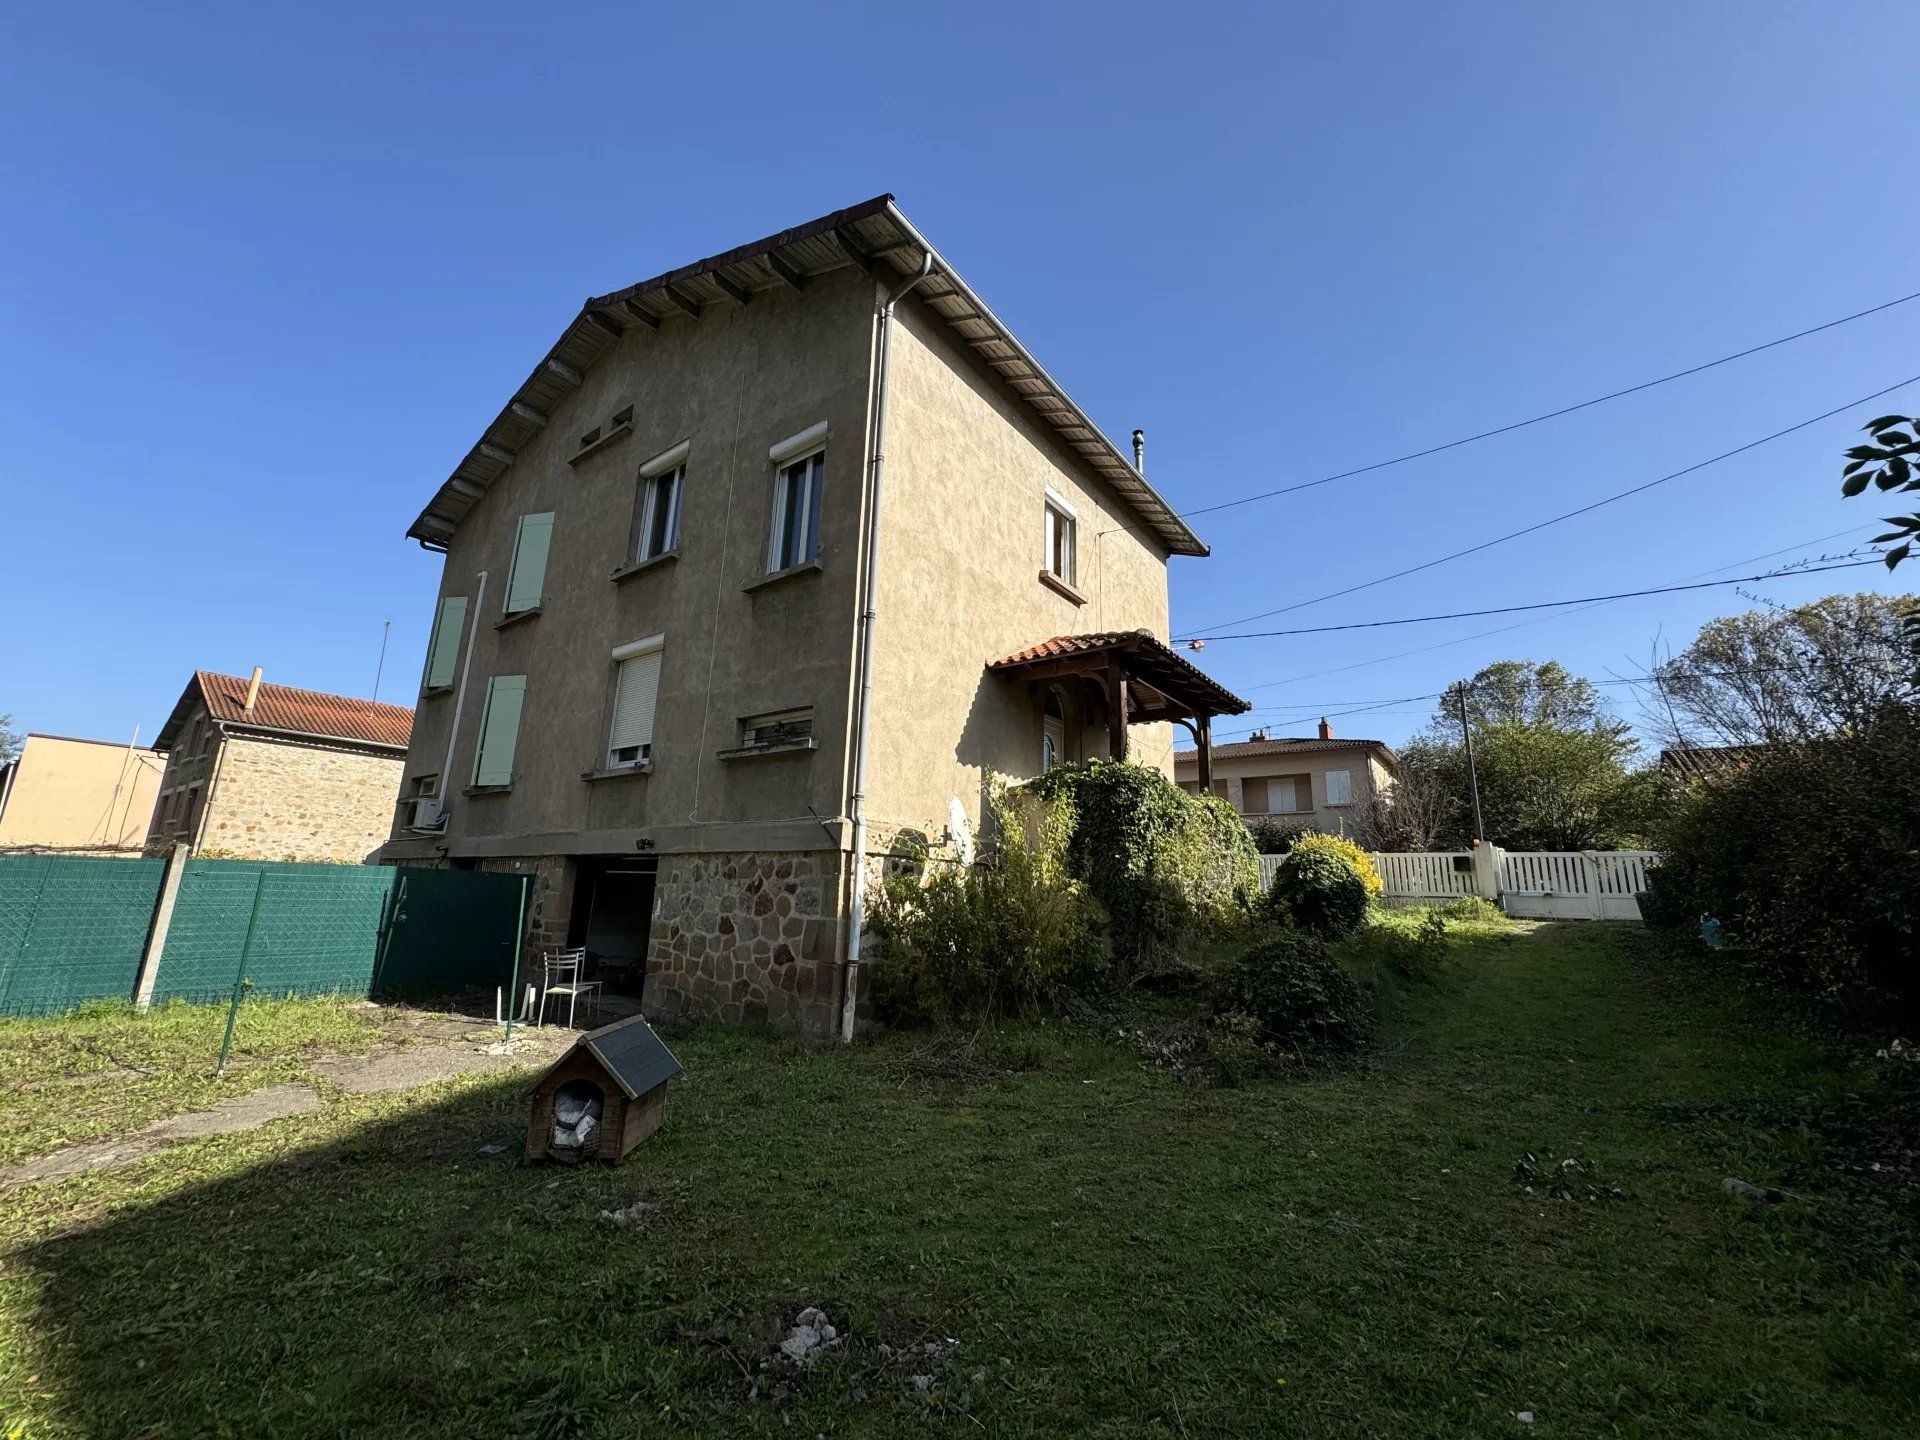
1325, 769, 1353, 806
424, 595, 469, 690
504, 514, 554, 614
606, 637, 664, 768
472, 675, 527, 786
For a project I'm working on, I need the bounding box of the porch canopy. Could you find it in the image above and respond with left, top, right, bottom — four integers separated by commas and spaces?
987, 630, 1251, 788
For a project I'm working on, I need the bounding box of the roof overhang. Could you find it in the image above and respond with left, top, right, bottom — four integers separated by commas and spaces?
406, 196, 1207, 558
989, 630, 1250, 720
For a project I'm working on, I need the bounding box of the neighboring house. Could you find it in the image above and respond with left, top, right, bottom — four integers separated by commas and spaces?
0, 733, 165, 854
377, 194, 1248, 1037
146, 669, 413, 863
1175, 720, 1397, 835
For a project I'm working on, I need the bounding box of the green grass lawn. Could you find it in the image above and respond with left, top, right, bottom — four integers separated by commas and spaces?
0, 918, 1914, 1437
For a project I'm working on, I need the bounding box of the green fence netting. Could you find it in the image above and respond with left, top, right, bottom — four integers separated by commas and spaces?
0, 855, 167, 1016
0, 855, 528, 1017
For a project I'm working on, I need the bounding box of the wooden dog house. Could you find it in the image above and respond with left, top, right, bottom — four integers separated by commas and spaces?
524, 1014, 682, 1164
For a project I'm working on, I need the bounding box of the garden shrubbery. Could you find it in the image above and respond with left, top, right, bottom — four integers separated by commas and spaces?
1224, 929, 1373, 1054
1266, 833, 1373, 939
869, 789, 1102, 1024
1029, 760, 1260, 975
1647, 703, 1920, 1022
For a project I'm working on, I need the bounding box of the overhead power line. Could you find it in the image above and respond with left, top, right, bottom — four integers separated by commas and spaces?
1188, 558, 1884, 642
1219, 524, 1881, 695
1103, 285, 1920, 538
1180, 375, 1920, 636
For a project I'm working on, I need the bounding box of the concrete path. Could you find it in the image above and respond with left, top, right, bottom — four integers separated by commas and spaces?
0, 1030, 571, 1187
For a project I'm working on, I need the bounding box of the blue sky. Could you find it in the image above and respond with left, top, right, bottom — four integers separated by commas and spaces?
2, 2, 1913, 753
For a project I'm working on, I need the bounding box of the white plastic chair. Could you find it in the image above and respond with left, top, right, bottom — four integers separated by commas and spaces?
537, 947, 601, 1029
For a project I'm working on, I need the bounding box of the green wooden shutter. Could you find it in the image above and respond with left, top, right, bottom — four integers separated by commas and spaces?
472, 675, 527, 786
424, 596, 468, 690
504, 513, 554, 614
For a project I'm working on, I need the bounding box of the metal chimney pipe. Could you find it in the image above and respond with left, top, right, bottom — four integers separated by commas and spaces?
1131, 428, 1145, 473
244, 667, 263, 712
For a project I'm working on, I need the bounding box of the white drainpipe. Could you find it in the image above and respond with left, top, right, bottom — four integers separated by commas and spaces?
841, 251, 935, 1042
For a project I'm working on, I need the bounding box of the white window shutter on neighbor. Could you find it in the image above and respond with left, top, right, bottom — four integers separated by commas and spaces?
1325, 769, 1352, 805
610, 649, 662, 758
505, 513, 554, 613
473, 675, 526, 786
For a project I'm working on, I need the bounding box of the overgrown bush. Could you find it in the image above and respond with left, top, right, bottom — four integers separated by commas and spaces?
869, 789, 1102, 1024
1267, 838, 1370, 939
1297, 833, 1383, 899
1029, 761, 1260, 975
1246, 815, 1312, 854
1226, 930, 1372, 1053
1648, 703, 1920, 1021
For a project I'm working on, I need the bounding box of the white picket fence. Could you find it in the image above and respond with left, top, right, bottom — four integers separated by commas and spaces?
1498, 850, 1657, 921
1258, 845, 1658, 921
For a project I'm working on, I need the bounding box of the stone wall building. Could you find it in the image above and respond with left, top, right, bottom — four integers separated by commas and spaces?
146, 670, 412, 864
377, 195, 1247, 1038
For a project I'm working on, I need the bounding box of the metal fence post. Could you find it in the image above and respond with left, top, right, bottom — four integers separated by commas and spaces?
217, 871, 267, 1076
503, 874, 530, 1044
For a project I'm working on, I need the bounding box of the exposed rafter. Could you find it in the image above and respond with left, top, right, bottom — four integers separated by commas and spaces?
662, 283, 703, 319
709, 269, 753, 306
620, 298, 660, 330
477, 442, 514, 466
583, 310, 624, 340
765, 250, 808, 291
546, 358, 583, 385
509, 401, 548, 426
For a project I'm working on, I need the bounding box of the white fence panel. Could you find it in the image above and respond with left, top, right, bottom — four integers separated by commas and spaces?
1257, 854, 1285, 891
1499, 849, 1658, 920
1373, 851, 1476, 902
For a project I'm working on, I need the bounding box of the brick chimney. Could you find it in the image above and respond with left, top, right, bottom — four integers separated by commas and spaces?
1317, 717, 1332, 740
1248, 727, 1268, 742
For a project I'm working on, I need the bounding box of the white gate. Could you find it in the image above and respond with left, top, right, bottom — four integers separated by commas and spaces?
1498, 850, 1657, 920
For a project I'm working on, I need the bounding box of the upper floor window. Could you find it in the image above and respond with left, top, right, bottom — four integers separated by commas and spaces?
1324, 769, 1353, 806
607, 635, 664, 769
503, 513, 554, 615
423, 595, 469, 691
1043, 489, 1077, 586
629, 442, 688, 566
472, 675, 527, 787
767, 423, 828, 573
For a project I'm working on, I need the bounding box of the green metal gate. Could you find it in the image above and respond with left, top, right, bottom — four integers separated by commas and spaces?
371, 867, 526, 1000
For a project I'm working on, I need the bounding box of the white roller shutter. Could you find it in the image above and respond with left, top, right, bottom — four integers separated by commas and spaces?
608, 648, 662, 763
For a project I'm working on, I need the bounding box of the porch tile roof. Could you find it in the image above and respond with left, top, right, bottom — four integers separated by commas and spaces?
988, 630, 1250, 717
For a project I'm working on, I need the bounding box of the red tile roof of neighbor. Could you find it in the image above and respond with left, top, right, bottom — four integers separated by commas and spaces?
195, 671, 414, 749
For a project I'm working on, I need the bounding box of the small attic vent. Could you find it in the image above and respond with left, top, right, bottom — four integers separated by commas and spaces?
570, 404, 637, 466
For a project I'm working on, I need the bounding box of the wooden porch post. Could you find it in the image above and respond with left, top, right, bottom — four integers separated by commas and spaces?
1196, 713, 1214, 792
1105, 657, 1129, 761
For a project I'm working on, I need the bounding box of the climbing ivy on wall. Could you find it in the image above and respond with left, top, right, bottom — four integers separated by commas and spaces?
1029, 759, 1260, 973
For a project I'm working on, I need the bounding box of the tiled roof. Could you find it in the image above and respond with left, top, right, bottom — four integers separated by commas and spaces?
988, 631, 1251, 717
1174, 735, 1395, 764
194, 671, 413, 749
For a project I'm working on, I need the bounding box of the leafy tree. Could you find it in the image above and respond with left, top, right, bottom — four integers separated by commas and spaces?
1428, 660, 1607, 731
1418, 721, 1653, 851
0, 714, 20, 769
1646, 593, 1917, 748
1840, 413, 1920, 569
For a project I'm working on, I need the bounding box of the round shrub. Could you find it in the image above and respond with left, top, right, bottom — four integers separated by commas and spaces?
1269, 843, 1369, 939
1227, 930, 1372, 1053
1293, 833, 1383, 900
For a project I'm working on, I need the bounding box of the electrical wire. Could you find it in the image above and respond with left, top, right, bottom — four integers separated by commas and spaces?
1189, 557, 1884, 642
1179, 375, 1920, 636
1101, 286, 1920, 538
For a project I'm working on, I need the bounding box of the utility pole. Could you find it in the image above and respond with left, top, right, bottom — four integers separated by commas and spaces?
1454, 683, 1485, 843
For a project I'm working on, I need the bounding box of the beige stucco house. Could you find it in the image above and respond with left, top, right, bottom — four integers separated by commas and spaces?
0, 733, 164, 854
145, 670, 413, 863
1176, 721, 1397, 836
377, 194, 1247, 1038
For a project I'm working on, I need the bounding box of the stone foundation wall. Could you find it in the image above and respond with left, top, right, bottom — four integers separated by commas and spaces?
644, 850, 847, 1037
